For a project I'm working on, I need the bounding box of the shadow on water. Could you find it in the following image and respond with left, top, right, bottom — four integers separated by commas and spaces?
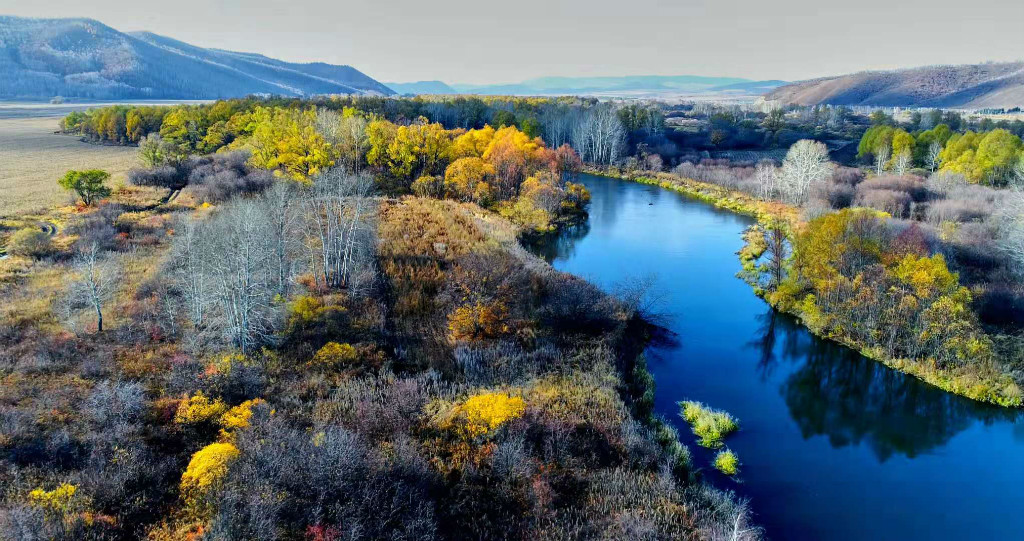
528, 220, 591, 263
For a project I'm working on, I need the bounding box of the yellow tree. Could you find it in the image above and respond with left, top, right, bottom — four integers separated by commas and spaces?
444, 157, 495, 203
451, 125, 496, 159
232, 107, 336, 182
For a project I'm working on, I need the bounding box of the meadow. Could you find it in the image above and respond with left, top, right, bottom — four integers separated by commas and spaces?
0, 117, 138, 214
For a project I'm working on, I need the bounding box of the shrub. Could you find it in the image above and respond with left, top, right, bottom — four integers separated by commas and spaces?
411, 175, 445, 198
310, 342, 357, 367
857, 188, 912, 218
174, 391, 228, 425
218, 399, 264, 439
448, 301, 510, 342
28, 483, 78, 512
713, 449, 740, 476
127, 165, 182, 190
6, 228, 52, 258
435, 392, 526, 439
679, 401, 739, 448
180, 442, 239, 503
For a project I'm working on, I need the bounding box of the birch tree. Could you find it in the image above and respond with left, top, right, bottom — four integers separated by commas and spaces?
68, 242, 120, 333
778, 140, 833, 204
259, 182, 302, 296
875, 144, 891, 175
996, 188, 1024, 276
204, 200, 277, 354
755, 161, 778, 200
572, 105, 626, 165
893, 149, 912, 176
171, 215, 210, 328
303, 168, 376, 291
926, 141, 943, 172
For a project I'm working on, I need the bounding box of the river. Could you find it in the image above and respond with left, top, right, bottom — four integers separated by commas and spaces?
529, 173, 1024, 540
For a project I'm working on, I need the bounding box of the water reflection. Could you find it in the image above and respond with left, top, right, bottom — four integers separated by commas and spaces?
527, 173, 1024, 539
530, 220, 590, 263
755, 308, 1019, 461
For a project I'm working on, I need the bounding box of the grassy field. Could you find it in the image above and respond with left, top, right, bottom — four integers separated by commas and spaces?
0, 117, 138, 215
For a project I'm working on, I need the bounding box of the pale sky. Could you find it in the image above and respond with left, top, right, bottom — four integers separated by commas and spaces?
2, 0, 1022, 85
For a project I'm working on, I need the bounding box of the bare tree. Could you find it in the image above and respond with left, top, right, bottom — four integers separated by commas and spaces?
204, 200, 277, 354
874, 144, 891, 176
68, 242, 120, 333
171, 215, 210, 329
996, 188, 1024, 276
755, 161, 777, 200
572, 105, 626, 165
303, 168, 377, 291
926, 141, 943, 172
764, 221, 788, 290
259, 182, 302, 296
778, 140, 833, 204
539, 104, 575, 149
1008, 155, 1024, 189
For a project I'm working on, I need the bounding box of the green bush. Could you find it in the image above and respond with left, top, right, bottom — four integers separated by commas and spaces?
7, 228, 52, 258
679, 400, 739, 448
714, 449, 740, 476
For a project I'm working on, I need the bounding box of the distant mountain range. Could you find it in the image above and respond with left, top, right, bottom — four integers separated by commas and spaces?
0, 15, 393, 100
385, 75, 786, 97
385, 80, 458, 95
766, 62, 1024, 108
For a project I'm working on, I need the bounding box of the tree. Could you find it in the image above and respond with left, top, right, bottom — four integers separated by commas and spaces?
857, 125, 894, 162
893, 149, 912, 176
58, 169, 111, 206
755, 161, 777, 200
138, 134, 184, 168
926, 141, 943, 172
764, 221, 788, 291
236, 107, 336, 182
68, 243, 119, 332
303, 169, 376, 290
875, 144, 891, 175
571, 105, 626, 165
778, 140, 833, 204
974, 129, 1023, 185
444, 157, 495, 203
761, 109, 785, 146
889, 129, 915, 170
203, 200, 278, 354
869, 110, 893, 126
995, 188, 1024, 276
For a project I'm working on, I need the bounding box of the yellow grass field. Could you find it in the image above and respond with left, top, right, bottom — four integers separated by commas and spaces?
0, 117, 138, 215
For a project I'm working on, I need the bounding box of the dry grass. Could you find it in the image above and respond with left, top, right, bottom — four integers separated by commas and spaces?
0, 117, 138, 215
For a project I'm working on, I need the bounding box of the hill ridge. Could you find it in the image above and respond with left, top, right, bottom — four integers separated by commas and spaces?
0, 15, 393, 100
766, 61, 1024, 108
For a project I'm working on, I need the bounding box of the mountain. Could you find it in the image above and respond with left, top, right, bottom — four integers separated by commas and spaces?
449, 75, 786, 97
0, 15, 393, 100
385, 80, 457, 95
766, 62, 1024, 108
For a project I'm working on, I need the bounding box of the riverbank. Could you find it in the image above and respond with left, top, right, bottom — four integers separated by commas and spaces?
584, 166, 1022, 408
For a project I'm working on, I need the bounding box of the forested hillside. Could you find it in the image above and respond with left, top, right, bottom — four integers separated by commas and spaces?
0, 16, 393, 100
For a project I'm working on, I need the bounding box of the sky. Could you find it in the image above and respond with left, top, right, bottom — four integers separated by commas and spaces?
2, 0, 1022, 85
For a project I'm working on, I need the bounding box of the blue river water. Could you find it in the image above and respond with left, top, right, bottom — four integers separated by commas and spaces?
529, 173, 1024, 540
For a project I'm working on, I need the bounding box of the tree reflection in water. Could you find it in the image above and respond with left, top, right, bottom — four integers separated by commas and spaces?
528, 220, 591, 263
750, 307, 1019, 461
